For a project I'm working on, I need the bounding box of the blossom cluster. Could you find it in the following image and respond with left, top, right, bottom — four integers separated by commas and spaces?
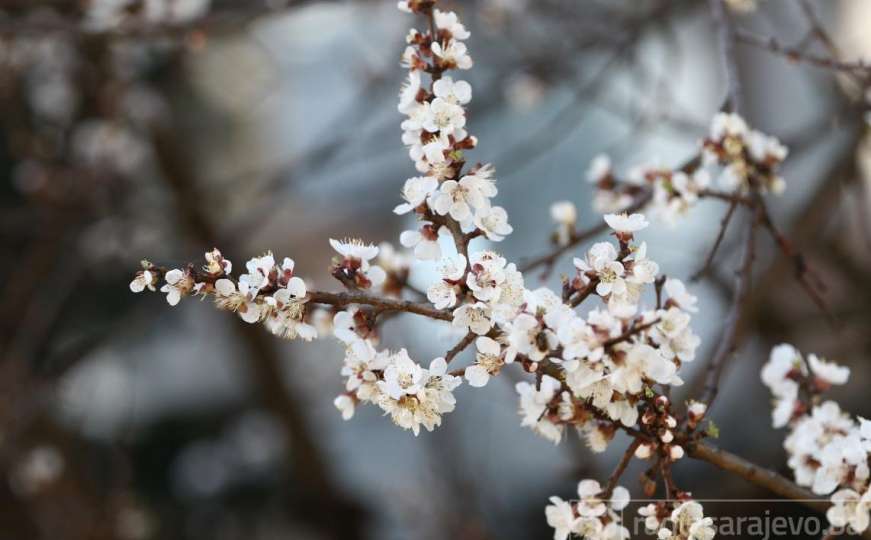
545, 479, 630, 540
702, 112, 788, 194
131, 248, 318, 340
585, 112, 787, 225
638, 500, 716, 540
129, 4, 724, 536
334, 339, 461, 436
510, 217, 700, 457
761, 344, 871, 533
395, 4, 513, 253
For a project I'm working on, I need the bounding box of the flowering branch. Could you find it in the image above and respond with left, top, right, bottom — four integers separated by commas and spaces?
125, 2, 856, 539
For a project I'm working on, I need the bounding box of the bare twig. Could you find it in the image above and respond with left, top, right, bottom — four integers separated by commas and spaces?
707, 0, 744, 113
687, 441, 829, 513
691, 199, 738, 281
602, 438, 641, 499
444, 332, 477, 364
735, 28, 871, 77
699, 205, 757, 409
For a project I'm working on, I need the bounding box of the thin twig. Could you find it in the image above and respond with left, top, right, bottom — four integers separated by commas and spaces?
307, 291, 452, 322
699, 205, 757, 409
691, 199, 738, 281
602, 439, 642, 499
708, 0, 744, 113
735, 28, 871, 77
444, 332, 477, 364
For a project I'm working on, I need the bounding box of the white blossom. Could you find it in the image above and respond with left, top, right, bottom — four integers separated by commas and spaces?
400, 223, 443, 260
433, 9, 470, 39
431, 40, 473, 70
432, 76, 472, 105
808, 354, 850, 385
516, 375, 563, 443
545, 497, 579, 540
463, 336, 503, 387
394, 176, 438, 214
431, 177, 488, 222
452, 302, 493, 335
827, 488, 871, 533
474, 205, 513, 241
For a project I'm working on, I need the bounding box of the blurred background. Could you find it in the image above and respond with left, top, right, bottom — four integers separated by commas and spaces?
1, 0, 870, 539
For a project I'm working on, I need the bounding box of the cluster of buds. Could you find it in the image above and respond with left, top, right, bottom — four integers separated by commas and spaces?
545, 479, 631, 540
636, 396, 685, 462
638, 500, 716, 540
702, 112, 788, 195
585, 112, 789, 227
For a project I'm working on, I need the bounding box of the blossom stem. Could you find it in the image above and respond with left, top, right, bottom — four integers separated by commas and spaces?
444, 331, 476, 364
691, 198, 739, 281
602, 318, 661, 349
602, 438, 641, 499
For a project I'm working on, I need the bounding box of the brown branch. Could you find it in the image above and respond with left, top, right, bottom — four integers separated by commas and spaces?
691, 198, 738, 281
307, 291, 452, 322
688, 442, 830, 514
602, 438, 641, 499
699, 204, 757, 409
735, 28, 871, 76
756, 198, 836, 326
603, 318, 660, 349
569, 278, 601, 308
444, 331, 477, 364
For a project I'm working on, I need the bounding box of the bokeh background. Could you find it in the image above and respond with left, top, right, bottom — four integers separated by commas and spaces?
1, 0, 871, 539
